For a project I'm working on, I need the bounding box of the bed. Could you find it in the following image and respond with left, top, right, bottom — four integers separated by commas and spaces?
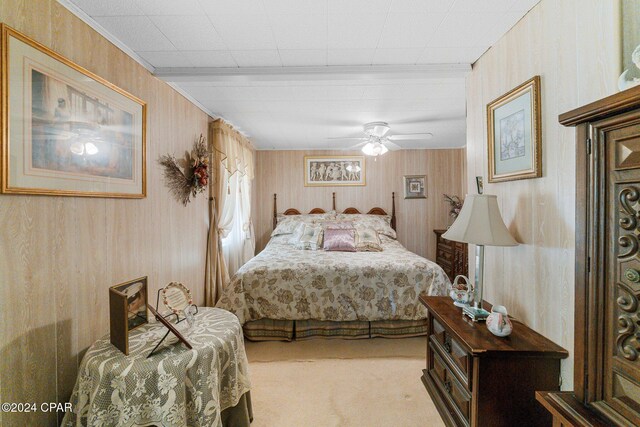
216, 193, 450, 340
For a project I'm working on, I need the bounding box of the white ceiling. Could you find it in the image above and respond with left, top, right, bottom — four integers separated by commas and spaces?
62, 0, 540, 150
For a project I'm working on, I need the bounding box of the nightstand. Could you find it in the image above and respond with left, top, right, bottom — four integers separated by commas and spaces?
419, 296, 568, 427
434, 229, 468, 281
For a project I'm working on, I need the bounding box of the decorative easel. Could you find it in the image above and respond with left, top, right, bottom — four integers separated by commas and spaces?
147, 284, 198, 358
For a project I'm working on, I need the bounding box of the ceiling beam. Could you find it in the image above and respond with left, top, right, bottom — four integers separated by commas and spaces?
154, 64, 471, 83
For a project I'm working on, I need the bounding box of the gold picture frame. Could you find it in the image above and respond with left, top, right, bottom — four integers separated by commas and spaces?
304, 155, 365, 187
109, 276, 149, 355
1, 25, 147, 198
487, 76, 541, 183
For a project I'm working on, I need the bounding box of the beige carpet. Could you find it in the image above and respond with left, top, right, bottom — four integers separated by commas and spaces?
244, 338, 445, 427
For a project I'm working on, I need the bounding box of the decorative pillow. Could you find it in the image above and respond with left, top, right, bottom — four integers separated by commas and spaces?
321, 221, 354, 230
335, 214, 396, 239
272, 216, 304, 236
323, 228, 356, 252
355, 227, 383, 252
288, 222, 307, 244
294, 224, 324, 250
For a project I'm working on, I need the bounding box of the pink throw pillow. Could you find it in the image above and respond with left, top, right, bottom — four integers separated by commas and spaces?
323, 228, 356, 252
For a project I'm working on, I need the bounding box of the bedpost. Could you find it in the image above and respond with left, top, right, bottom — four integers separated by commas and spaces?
391, 192, 396, 231
332, 192, 336, 211
273, 194, 277, 230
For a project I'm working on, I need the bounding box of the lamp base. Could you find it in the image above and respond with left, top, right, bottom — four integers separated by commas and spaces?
463, 306, 490, 322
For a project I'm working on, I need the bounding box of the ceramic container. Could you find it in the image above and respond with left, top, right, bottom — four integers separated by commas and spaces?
486, 305, 513, 337
449, 275, 474, 307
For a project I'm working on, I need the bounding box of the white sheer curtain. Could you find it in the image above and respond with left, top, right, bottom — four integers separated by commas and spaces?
220, 172, 243, 275
205, 119, 255, 304
222, 172, 255, 275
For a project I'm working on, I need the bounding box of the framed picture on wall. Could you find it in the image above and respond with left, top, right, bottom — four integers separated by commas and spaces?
487, 76, 541, 183
304, 155, 365, 186
403, 175, 427, 199
109, 276, 148, 355
1, 25, 146, 198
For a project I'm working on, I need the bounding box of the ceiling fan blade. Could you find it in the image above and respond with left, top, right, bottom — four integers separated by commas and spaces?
384, 141, 402, 151
347, 141, 368, 149
389, 133, 433, 140
326, 136, 367, 140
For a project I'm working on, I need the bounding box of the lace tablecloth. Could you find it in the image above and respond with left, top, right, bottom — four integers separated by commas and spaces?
62, 307, 251, 427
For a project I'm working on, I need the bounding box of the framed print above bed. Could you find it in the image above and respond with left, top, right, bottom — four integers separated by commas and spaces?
1, 25, 146, 198
304, 155, 365, 186
487, 76, 541, 183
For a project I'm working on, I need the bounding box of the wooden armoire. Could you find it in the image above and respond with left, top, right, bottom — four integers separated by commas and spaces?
536, 86, 640, 425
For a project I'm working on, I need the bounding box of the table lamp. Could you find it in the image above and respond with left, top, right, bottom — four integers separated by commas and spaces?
442, 194, 518, 321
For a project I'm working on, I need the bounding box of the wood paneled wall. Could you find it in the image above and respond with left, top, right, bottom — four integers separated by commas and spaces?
253, 149, 466, 260
0, 1, 210, 425
465, 0, 620, 391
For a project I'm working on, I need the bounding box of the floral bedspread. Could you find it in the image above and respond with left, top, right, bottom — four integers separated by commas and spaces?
216, 235, 450, 324
61, 308, 251, 427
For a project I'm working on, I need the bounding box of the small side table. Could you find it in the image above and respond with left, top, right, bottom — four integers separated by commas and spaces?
62, 307, 252, 427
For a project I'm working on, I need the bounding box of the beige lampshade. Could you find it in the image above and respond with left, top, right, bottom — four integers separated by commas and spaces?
442, 195, 518, 246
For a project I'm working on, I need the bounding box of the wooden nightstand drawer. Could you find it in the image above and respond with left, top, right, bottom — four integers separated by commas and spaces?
438, 242, 454, 253
437, 248, 454, 262
430, 350, 471, 426
430, 319, 472, 389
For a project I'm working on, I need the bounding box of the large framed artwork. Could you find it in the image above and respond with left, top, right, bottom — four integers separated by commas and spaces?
304, 155, 365, 186
109, 276, 149, 355
487, 76, 541, 183
1, 25, 146, 197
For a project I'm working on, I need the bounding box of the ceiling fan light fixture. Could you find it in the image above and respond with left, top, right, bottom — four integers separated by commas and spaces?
362, 141, 388, 157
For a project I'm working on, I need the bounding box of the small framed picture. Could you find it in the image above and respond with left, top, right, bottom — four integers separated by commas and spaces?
487, 76, 541, 183
109, 277, 148, 355
403, 175, 427, 199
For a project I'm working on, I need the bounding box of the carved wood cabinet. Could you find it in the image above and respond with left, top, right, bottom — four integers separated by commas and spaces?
434, 229, 468, 281
537, 85, 640, 425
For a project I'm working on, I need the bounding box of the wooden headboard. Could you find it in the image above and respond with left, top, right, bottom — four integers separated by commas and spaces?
273, 192, 396, 231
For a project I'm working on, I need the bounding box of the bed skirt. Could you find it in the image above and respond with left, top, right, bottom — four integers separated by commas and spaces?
243, 318, 428, 341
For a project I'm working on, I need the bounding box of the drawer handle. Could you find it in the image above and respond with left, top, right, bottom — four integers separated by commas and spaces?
444, 338, 452, 353
444, 380, 452, 394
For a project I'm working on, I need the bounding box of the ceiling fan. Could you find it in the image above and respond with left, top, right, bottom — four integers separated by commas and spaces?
327, 122, 434, 157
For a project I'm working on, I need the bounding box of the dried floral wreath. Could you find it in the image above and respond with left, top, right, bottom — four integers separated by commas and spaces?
158, 134, 210, 206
